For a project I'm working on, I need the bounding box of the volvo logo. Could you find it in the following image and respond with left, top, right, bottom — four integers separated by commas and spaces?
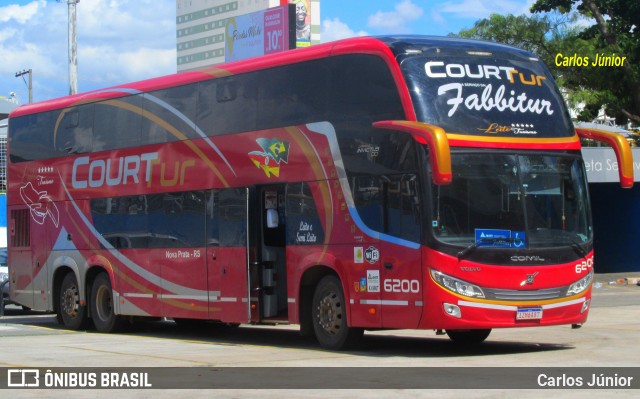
520, 272, 539, 286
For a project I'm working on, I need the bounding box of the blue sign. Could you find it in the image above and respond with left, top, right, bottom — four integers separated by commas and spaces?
512, 231, 526, 248
475, 229, 512, 247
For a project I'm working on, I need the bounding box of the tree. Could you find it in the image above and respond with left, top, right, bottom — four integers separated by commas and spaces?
531, 0, 640, 124
454, 1, 640, 124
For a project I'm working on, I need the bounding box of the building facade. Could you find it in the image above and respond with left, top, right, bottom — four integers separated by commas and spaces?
177, 0, 320, 71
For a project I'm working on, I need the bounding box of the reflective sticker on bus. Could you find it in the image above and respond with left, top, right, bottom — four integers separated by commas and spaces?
354, 247, 364, 264
367, 270, 380, 293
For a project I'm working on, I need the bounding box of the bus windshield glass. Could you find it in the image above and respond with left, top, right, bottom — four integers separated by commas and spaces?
432, 152, 592, 249
400, 50, 574, 138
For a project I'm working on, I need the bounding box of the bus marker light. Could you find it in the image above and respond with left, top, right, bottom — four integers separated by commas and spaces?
443, 303, 461, 318
581, 299, 590, 314
368, 308, 376, 315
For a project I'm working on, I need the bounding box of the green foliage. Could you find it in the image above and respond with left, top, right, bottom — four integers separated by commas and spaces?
454, 0, 640, 124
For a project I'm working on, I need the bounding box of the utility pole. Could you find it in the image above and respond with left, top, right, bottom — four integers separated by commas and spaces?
60, 0, 80, 95
15, 69, 33, 104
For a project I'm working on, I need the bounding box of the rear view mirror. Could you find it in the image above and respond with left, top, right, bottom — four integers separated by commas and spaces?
576, 127, 634, 188
373, 120, 452, 185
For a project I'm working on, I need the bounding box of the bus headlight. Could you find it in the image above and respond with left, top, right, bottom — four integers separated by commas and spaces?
566, 270, 594, 296
430, 269, 485, 298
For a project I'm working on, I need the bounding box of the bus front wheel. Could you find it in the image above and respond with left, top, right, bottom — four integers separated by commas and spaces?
58, 272, 88, 330
311, 275, 363, 350
445, 329, 491, 345
91, 272, 123, 332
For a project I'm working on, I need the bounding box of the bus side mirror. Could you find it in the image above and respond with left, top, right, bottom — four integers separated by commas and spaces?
373, 120, 452, 185
266, 209, 279, 228
576, 127, 634, 188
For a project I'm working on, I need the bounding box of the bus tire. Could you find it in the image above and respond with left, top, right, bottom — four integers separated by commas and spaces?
311, 275, 363, 350
91, 272, 123, 333
445, 329, 491, 345
59, 272, 88, 330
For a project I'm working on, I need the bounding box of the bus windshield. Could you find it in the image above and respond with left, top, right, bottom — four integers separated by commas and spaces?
432, 152, 592, 249
400, 49, 575, 138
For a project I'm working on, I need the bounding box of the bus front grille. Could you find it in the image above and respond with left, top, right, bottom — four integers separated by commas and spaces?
484, 287, 565, 301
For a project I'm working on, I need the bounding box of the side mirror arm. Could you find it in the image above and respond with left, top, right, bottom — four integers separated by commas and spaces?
373, 120, 452, 185
576, 127, 634, 188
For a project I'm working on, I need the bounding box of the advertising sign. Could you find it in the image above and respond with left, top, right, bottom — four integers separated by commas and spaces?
582, 147, 640, 183
225, 4, 295, 62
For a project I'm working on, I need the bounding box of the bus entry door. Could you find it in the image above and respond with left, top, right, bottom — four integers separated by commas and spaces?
250, 186, 288, 322
206, 188, 250, 323
379, 174, 423, 329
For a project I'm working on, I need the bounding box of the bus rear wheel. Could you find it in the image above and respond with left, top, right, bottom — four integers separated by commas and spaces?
58, 272, 88, 330
91, 272, 123, 332
312, 275, 363, 350
445, 329, 491, 345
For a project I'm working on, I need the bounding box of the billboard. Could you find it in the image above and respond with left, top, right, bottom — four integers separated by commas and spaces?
291, 0, 311, 48
177, 0, 319, 71
225, 5, 295, 62
582, 147, 640, 183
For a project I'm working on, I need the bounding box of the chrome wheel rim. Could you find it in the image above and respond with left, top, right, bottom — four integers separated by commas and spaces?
317, 291, 342, 335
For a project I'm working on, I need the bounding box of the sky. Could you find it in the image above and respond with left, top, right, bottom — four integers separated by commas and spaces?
0, 0, 537, 105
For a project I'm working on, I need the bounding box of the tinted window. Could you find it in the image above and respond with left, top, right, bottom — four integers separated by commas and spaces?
352, 175, 383, 232
347, 131, 420, 242
385, 174, 421, 242
9, 112, 58, 162
91, 191, 206, 249
10, 54, 406, 163
401, 52, 574, 138
54, 104, 94, 155
93, 95, 143, 152
286, 182, 325, 245
207, 188, 247, 247
257, 62, 329, 129
329, 55, 405, 122
197, 76, 258, 136
142, 84, 198, 144
352, 173, 421, 243
340, 130, 417, 176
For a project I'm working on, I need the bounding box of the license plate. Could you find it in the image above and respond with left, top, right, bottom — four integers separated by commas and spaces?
516, 307, 543, 320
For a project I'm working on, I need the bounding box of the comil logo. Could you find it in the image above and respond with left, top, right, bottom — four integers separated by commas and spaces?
8, 369, 40, 387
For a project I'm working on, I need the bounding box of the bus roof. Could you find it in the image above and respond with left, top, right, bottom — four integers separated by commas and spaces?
9, 35, 535, 119
377, 35, 535, 58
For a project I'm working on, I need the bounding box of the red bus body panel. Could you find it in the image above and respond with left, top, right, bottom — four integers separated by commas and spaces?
7, 36, 593, 333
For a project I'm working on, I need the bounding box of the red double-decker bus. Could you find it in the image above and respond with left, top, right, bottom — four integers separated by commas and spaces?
7, 36, 633, 349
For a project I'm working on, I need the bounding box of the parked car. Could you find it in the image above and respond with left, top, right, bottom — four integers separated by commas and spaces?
0, 247, 15, 310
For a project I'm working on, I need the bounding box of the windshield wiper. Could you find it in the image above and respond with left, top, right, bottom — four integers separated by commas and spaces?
538, 233, 588, 258
457, 237, 513, 260
570, 239, 588, 258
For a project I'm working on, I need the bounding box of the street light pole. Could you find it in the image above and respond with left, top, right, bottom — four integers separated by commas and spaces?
67, 0, 80, 95
15, 69, 33, 104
